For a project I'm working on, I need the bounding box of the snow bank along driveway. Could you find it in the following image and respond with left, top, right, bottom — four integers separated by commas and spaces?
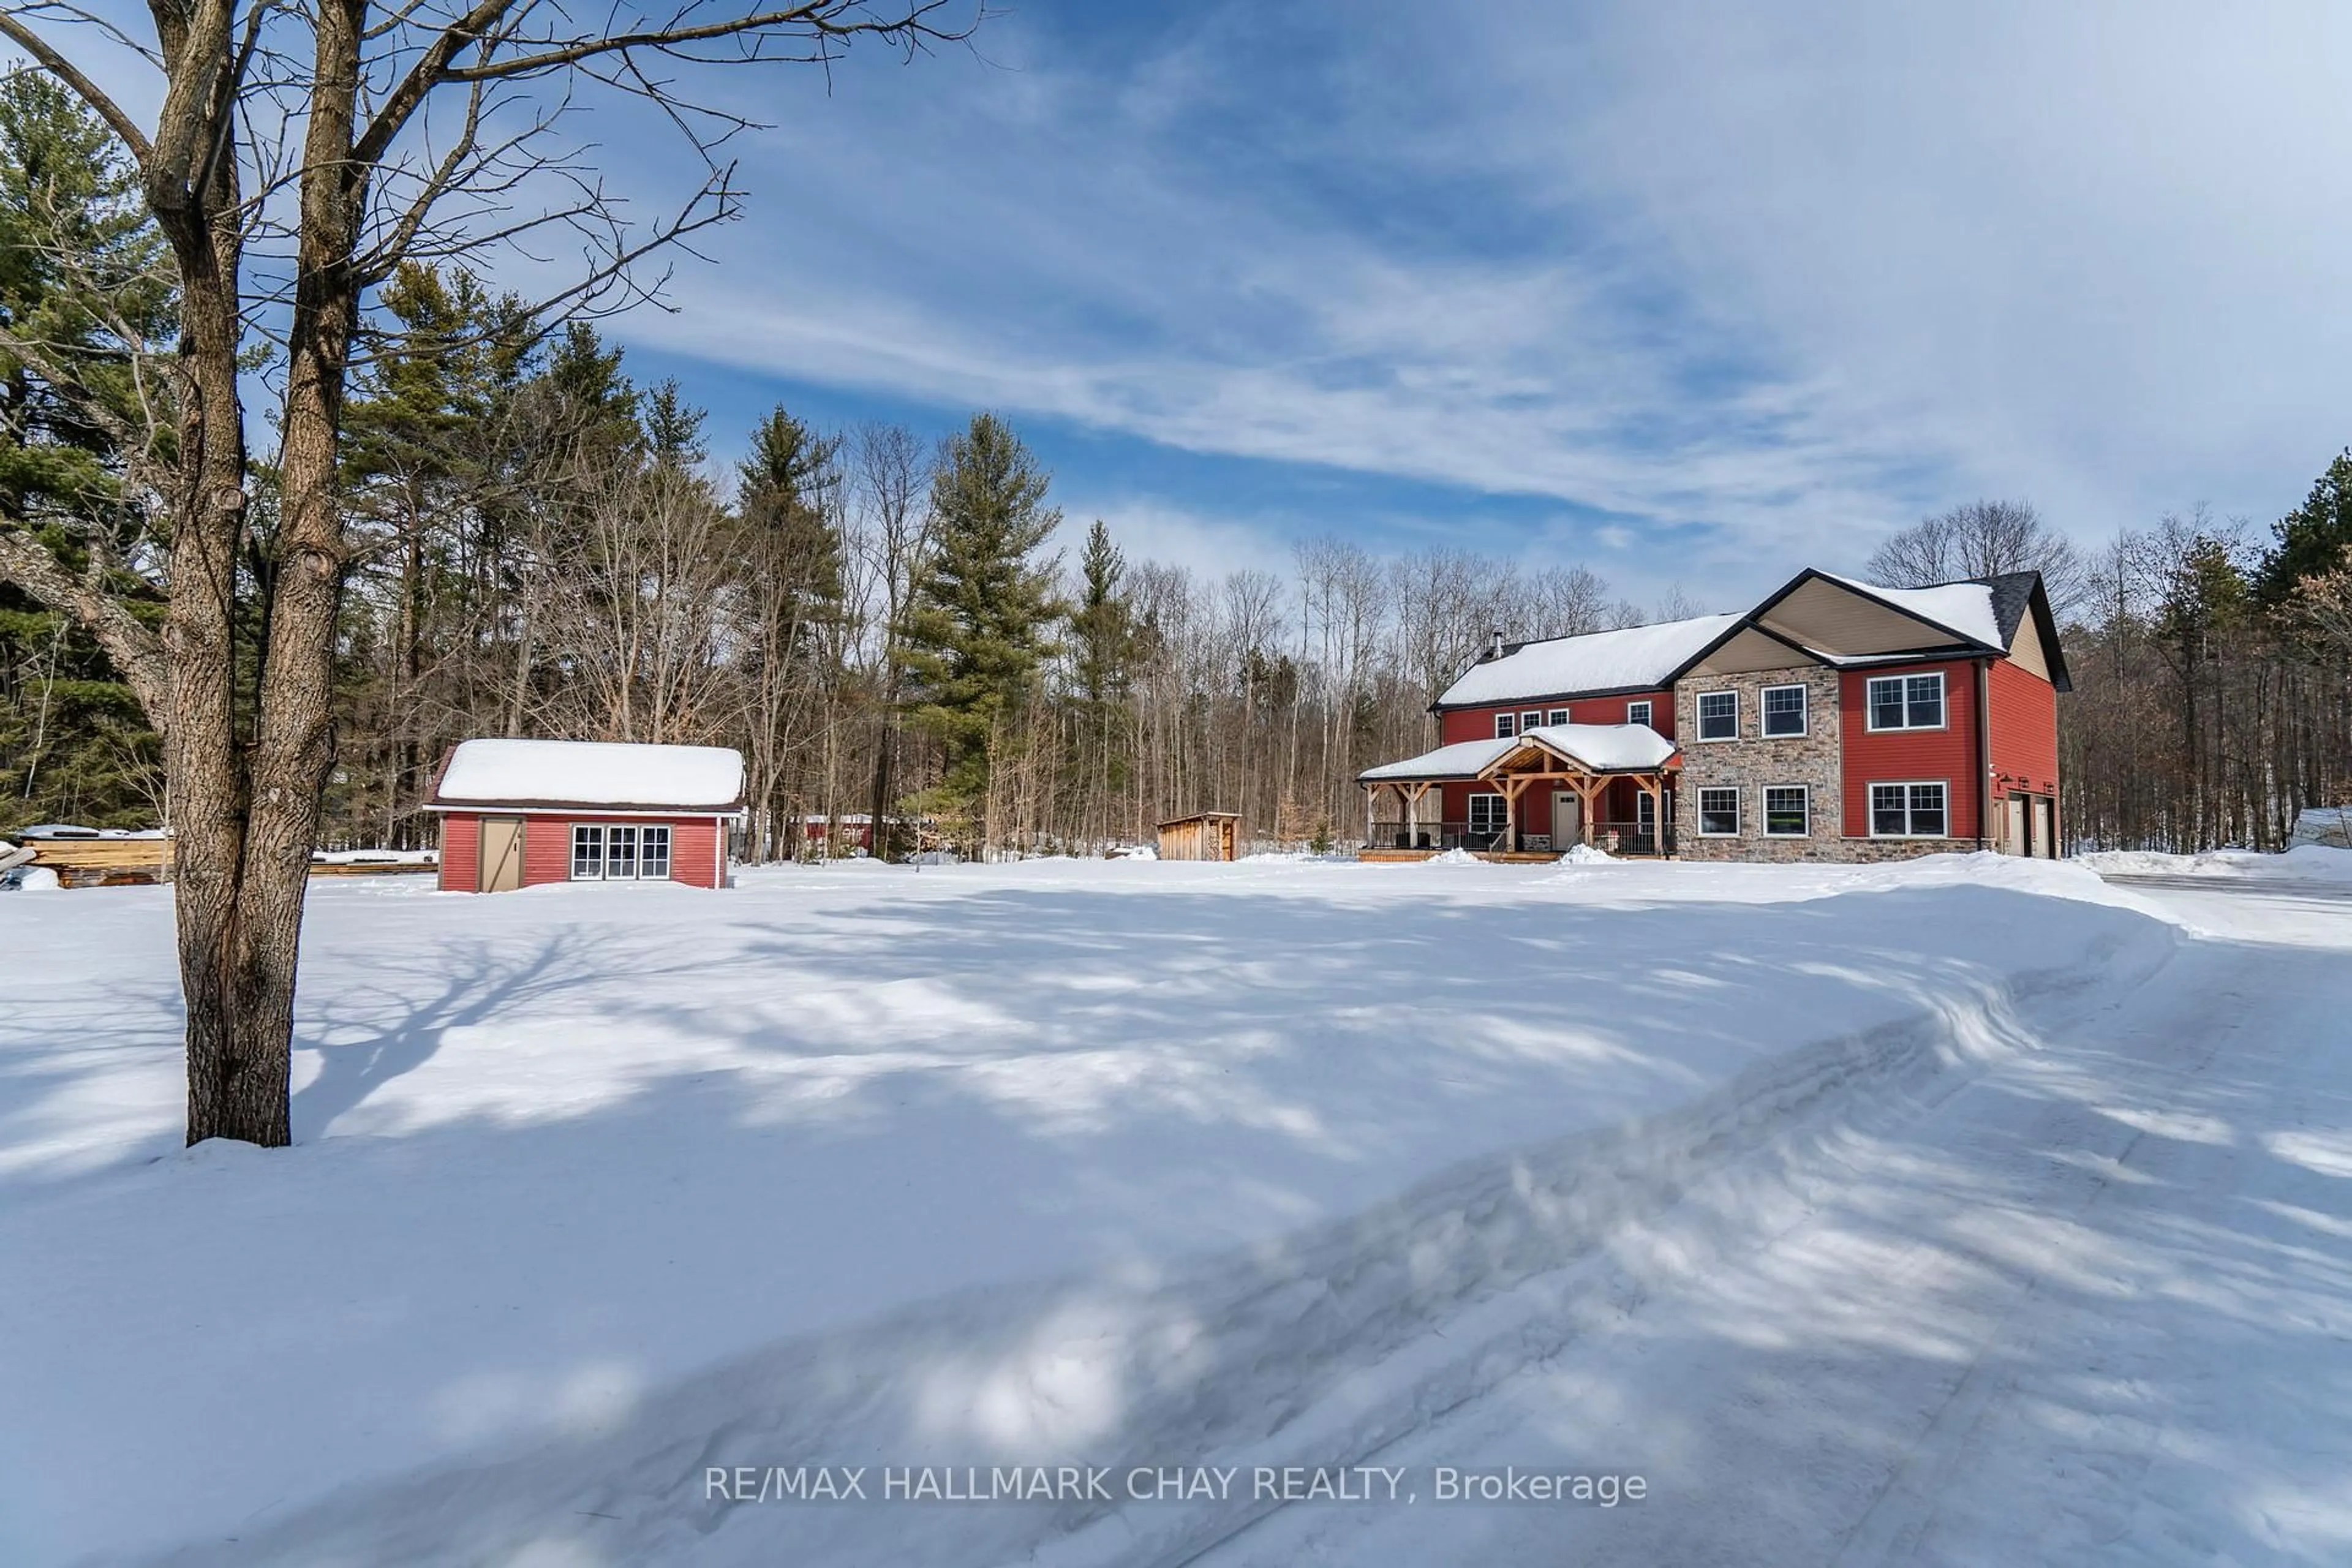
0, 854, 2320, 1566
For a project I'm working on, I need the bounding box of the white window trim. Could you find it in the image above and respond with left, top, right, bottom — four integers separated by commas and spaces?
1760, 683, 1809, 738
1494, 712, 1517, 739
1697, 786, 1743, 837
1466, 791, 1508, 834
1694, 690, 1740, 743
1545, 707, 1570, 726
1520, 709, 1544, 733
1762, 784, 1811, 836
641, 824, 673, 880
1626, 700, 1653, 727
570, 823, 605, 880
1864, 671, 1948, 733
1868, 780, 1952, 838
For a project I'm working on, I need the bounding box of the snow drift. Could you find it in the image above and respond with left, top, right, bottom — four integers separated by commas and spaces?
0, 856, 2183, 1566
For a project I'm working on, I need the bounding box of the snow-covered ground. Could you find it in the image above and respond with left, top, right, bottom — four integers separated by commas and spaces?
1, 854, 2344, 1566
2078, 843, 2352, 884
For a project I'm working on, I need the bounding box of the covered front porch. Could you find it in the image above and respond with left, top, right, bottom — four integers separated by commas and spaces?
1357, 724, 1681, 860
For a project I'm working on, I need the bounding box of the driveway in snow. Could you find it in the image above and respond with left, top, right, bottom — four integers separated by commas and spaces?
1188, 876, 2352, 1567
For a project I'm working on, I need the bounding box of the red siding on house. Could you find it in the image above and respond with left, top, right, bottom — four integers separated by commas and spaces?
439, 812, 480, 892
1437, 688, 1675, 746
1986, 657, 2059, 800
1839, 660, 1983, 842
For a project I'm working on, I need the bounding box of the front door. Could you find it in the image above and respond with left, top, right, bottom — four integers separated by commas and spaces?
479, 816, 525, 892
1552, 791, 1584, 848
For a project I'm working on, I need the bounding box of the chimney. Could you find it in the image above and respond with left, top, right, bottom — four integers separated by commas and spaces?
1488, 628, 1505, 661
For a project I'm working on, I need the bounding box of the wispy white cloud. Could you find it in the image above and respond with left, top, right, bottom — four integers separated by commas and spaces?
608, 0, 2352, 578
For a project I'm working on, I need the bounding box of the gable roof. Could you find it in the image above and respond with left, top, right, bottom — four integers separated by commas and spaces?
1433, 567, 2071, 710
430, 739, 746, 812
1434, 613, 1740, 709
1359, 722, 1677, 783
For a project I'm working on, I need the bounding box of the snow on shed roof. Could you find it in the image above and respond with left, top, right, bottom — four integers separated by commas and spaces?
1359, 723, 1676, 783
432, 739, 745, 810
1436, 613, 1741, 708
1820, 574, 2004, 648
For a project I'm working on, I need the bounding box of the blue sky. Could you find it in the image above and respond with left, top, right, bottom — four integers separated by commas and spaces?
591, 0, 2352, 606
48, 0, 2351, 609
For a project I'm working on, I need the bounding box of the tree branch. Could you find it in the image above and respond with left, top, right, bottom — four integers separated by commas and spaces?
0, 530, 172, 734
0, 12, 154, 159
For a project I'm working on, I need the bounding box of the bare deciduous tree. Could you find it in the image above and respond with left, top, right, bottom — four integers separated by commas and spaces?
1866, 499, 2087, 617
0, 0, 974, 1144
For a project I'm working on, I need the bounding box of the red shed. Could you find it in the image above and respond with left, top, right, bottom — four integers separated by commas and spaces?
426, 739, 745, 892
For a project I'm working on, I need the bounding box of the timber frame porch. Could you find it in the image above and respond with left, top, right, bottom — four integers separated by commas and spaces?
1356, 723, 1681, 860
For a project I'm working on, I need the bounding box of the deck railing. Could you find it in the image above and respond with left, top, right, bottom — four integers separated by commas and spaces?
1366, 818, 1675, 856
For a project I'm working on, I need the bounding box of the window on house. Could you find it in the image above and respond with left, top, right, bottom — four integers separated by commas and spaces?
1866, 673, 1946, 731
1494, 712, 1517, 739
1521, 709, 1544, 734
1467, 793, 1507, 839
1698, 787, 1741, 835
1626, 700, 1653, 727
1871, 782, 1950, 837
641, 825, 673, 880
570, 824, 605, 880
1697, 691, 1738, 741
1764, 786, 1810, 835
1762, 684, 1808, 737
1547, 707, 1570, 726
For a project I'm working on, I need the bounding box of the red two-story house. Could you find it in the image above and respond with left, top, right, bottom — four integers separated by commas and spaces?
1358, 569, 2068, 861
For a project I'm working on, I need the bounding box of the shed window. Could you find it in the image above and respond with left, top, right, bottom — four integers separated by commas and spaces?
571, 824, 605, 880
1546, 707, 1570, 726
1762, 684, 1808, 736
1871, 782, 1950, 837
1764, 786, 1810, 836
1626, 700, 1652, 726
1698, 788, 1741, 835
1866, 673, 1945, 730
1697, 691, 1738, 741
1521, 710, 1544, 734
572, 821, 671, 879
1494, 712, 1517, 739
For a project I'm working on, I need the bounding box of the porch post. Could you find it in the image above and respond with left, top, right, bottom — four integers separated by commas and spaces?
1364, 783, 1377, 845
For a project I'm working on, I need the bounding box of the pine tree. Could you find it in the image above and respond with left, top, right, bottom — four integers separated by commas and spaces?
1067, 518, 1135, 844
0, 73, 173, 831
899, 413, 1065, 850
2258, 450, 2352, 607
734, 404, 845, 857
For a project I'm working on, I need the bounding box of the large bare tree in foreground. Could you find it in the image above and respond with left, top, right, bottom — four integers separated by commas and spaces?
0, 0, 972, 1145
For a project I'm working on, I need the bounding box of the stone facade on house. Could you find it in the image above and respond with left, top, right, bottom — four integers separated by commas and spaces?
1673, 666, 1849, 864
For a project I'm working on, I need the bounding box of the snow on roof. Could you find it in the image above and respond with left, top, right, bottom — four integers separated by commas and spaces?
1436, 614, 1741, 707
1359, 723, 1676, 783
1521, 722, 1678, 772
433, 739, 745, 810
1820, 575, 2003, 648
1359, 736, 1517, 782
